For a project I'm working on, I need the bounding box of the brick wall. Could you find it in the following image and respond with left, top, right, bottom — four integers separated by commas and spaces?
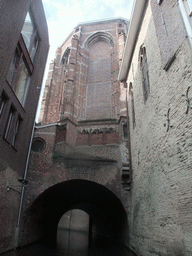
23, 18, 131, 250
125, 0, 192, 255
40, 19, 128, 125
0, 0, 48, 253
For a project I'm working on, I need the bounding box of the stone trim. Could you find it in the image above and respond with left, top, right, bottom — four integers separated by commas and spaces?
77, 126, 118, 134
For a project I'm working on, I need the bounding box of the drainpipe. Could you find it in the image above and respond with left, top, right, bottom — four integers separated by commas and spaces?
125, 83, 133, 183
14, 121, 35, 249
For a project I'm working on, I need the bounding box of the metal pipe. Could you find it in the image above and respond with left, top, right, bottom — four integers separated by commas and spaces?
14, 121, 35, 248
125, 86, 133, 183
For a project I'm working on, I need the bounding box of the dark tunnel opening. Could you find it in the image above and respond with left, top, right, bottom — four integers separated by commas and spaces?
29, 179, 128, 248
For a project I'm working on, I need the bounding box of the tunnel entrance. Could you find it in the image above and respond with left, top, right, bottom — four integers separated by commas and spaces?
29, 179, 128, 248
57, 209, 90, 255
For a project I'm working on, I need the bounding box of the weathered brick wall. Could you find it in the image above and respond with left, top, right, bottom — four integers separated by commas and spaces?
76, 123, 119, 146
86, 40, 112, 119
151, 0, 186, 70
125, 1, 192, 255
40, 19, 129, 125
20, 103, 131, 247
19, 121, 125, 246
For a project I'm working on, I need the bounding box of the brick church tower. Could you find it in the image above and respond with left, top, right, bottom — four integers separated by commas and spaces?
39, 18, 129, 124
32, 18, 132, 191
19, 18, 132, 247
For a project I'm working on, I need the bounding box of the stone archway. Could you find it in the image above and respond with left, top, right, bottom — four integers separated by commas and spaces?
27, 179, 128, 247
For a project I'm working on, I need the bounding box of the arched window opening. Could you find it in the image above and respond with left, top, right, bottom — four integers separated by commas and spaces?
86, 39, 113, 119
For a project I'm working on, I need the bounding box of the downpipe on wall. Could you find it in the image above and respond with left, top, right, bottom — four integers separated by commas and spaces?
14, 122, 35, 249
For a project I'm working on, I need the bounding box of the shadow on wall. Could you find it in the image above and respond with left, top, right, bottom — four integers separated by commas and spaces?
27, 179, 128, 247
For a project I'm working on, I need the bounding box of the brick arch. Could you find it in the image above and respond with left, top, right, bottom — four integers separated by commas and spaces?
83, 31, 114, 49
27, 179, 128, 247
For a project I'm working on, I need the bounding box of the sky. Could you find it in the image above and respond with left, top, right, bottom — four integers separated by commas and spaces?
36, 0, 134, 120
42, 0, 134, 62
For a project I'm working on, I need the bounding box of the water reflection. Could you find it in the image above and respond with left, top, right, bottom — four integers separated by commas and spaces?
2, 209, 135, 256
2, 230, 134, 256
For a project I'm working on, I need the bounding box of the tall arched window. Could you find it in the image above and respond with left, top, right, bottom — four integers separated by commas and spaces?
84, 32, 114, 120
139, 45, 150, 102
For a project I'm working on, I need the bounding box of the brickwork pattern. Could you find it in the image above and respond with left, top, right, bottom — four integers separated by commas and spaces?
22, 19, 130, 250
125, 1, 192, 255
0, 0, 49, 253
40, 19, 128, 125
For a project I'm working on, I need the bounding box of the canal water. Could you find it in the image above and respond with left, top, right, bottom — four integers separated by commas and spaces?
2, 229, 135, 256
2, 210, 136, 256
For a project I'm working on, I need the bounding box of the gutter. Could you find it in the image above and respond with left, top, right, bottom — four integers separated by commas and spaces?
118, 0, 148, 82
35, 122, 59, 129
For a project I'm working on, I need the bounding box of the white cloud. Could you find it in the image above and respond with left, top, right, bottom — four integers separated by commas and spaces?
43, 0, 134, 62
114, 7, 132, 19
42, 0, 51, 4
46, 1, 84, 61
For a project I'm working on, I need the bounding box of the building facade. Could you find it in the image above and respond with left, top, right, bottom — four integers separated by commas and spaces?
0, 0, 49, 253
5, 0, 192, 254
18, 18, 134, 249
119, 0, 192, 255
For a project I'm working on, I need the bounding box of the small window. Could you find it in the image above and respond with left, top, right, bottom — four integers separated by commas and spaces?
7, 11, 38, 105
31, 138, 46, 153
7, 46, 31, 105
0, 91, 8, 119
21, 11, 39, 61
4, 105, 16, 142
123, 122, 128, 138
14, 57, 30, 104
139, 45, 150, 102
12, 115, 22, 147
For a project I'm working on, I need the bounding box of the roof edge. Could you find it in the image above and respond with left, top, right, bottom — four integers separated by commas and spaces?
118, 0, 148, 82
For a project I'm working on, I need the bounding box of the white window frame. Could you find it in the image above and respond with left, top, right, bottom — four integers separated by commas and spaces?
179, 0, 192, 47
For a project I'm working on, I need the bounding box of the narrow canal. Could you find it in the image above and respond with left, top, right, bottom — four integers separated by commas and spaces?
1, 209, 135, 256
1, 230, 135, 256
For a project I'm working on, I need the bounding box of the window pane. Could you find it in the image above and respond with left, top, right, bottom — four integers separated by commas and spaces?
21, 12, 39, 60
4, 106, 15, 140
21, 12, 35, 52
14, 58, 30, 104
0, 93, 7, 118
30, 33, 39, 61
12, 116, 22, 146
7, 47, 20, 85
